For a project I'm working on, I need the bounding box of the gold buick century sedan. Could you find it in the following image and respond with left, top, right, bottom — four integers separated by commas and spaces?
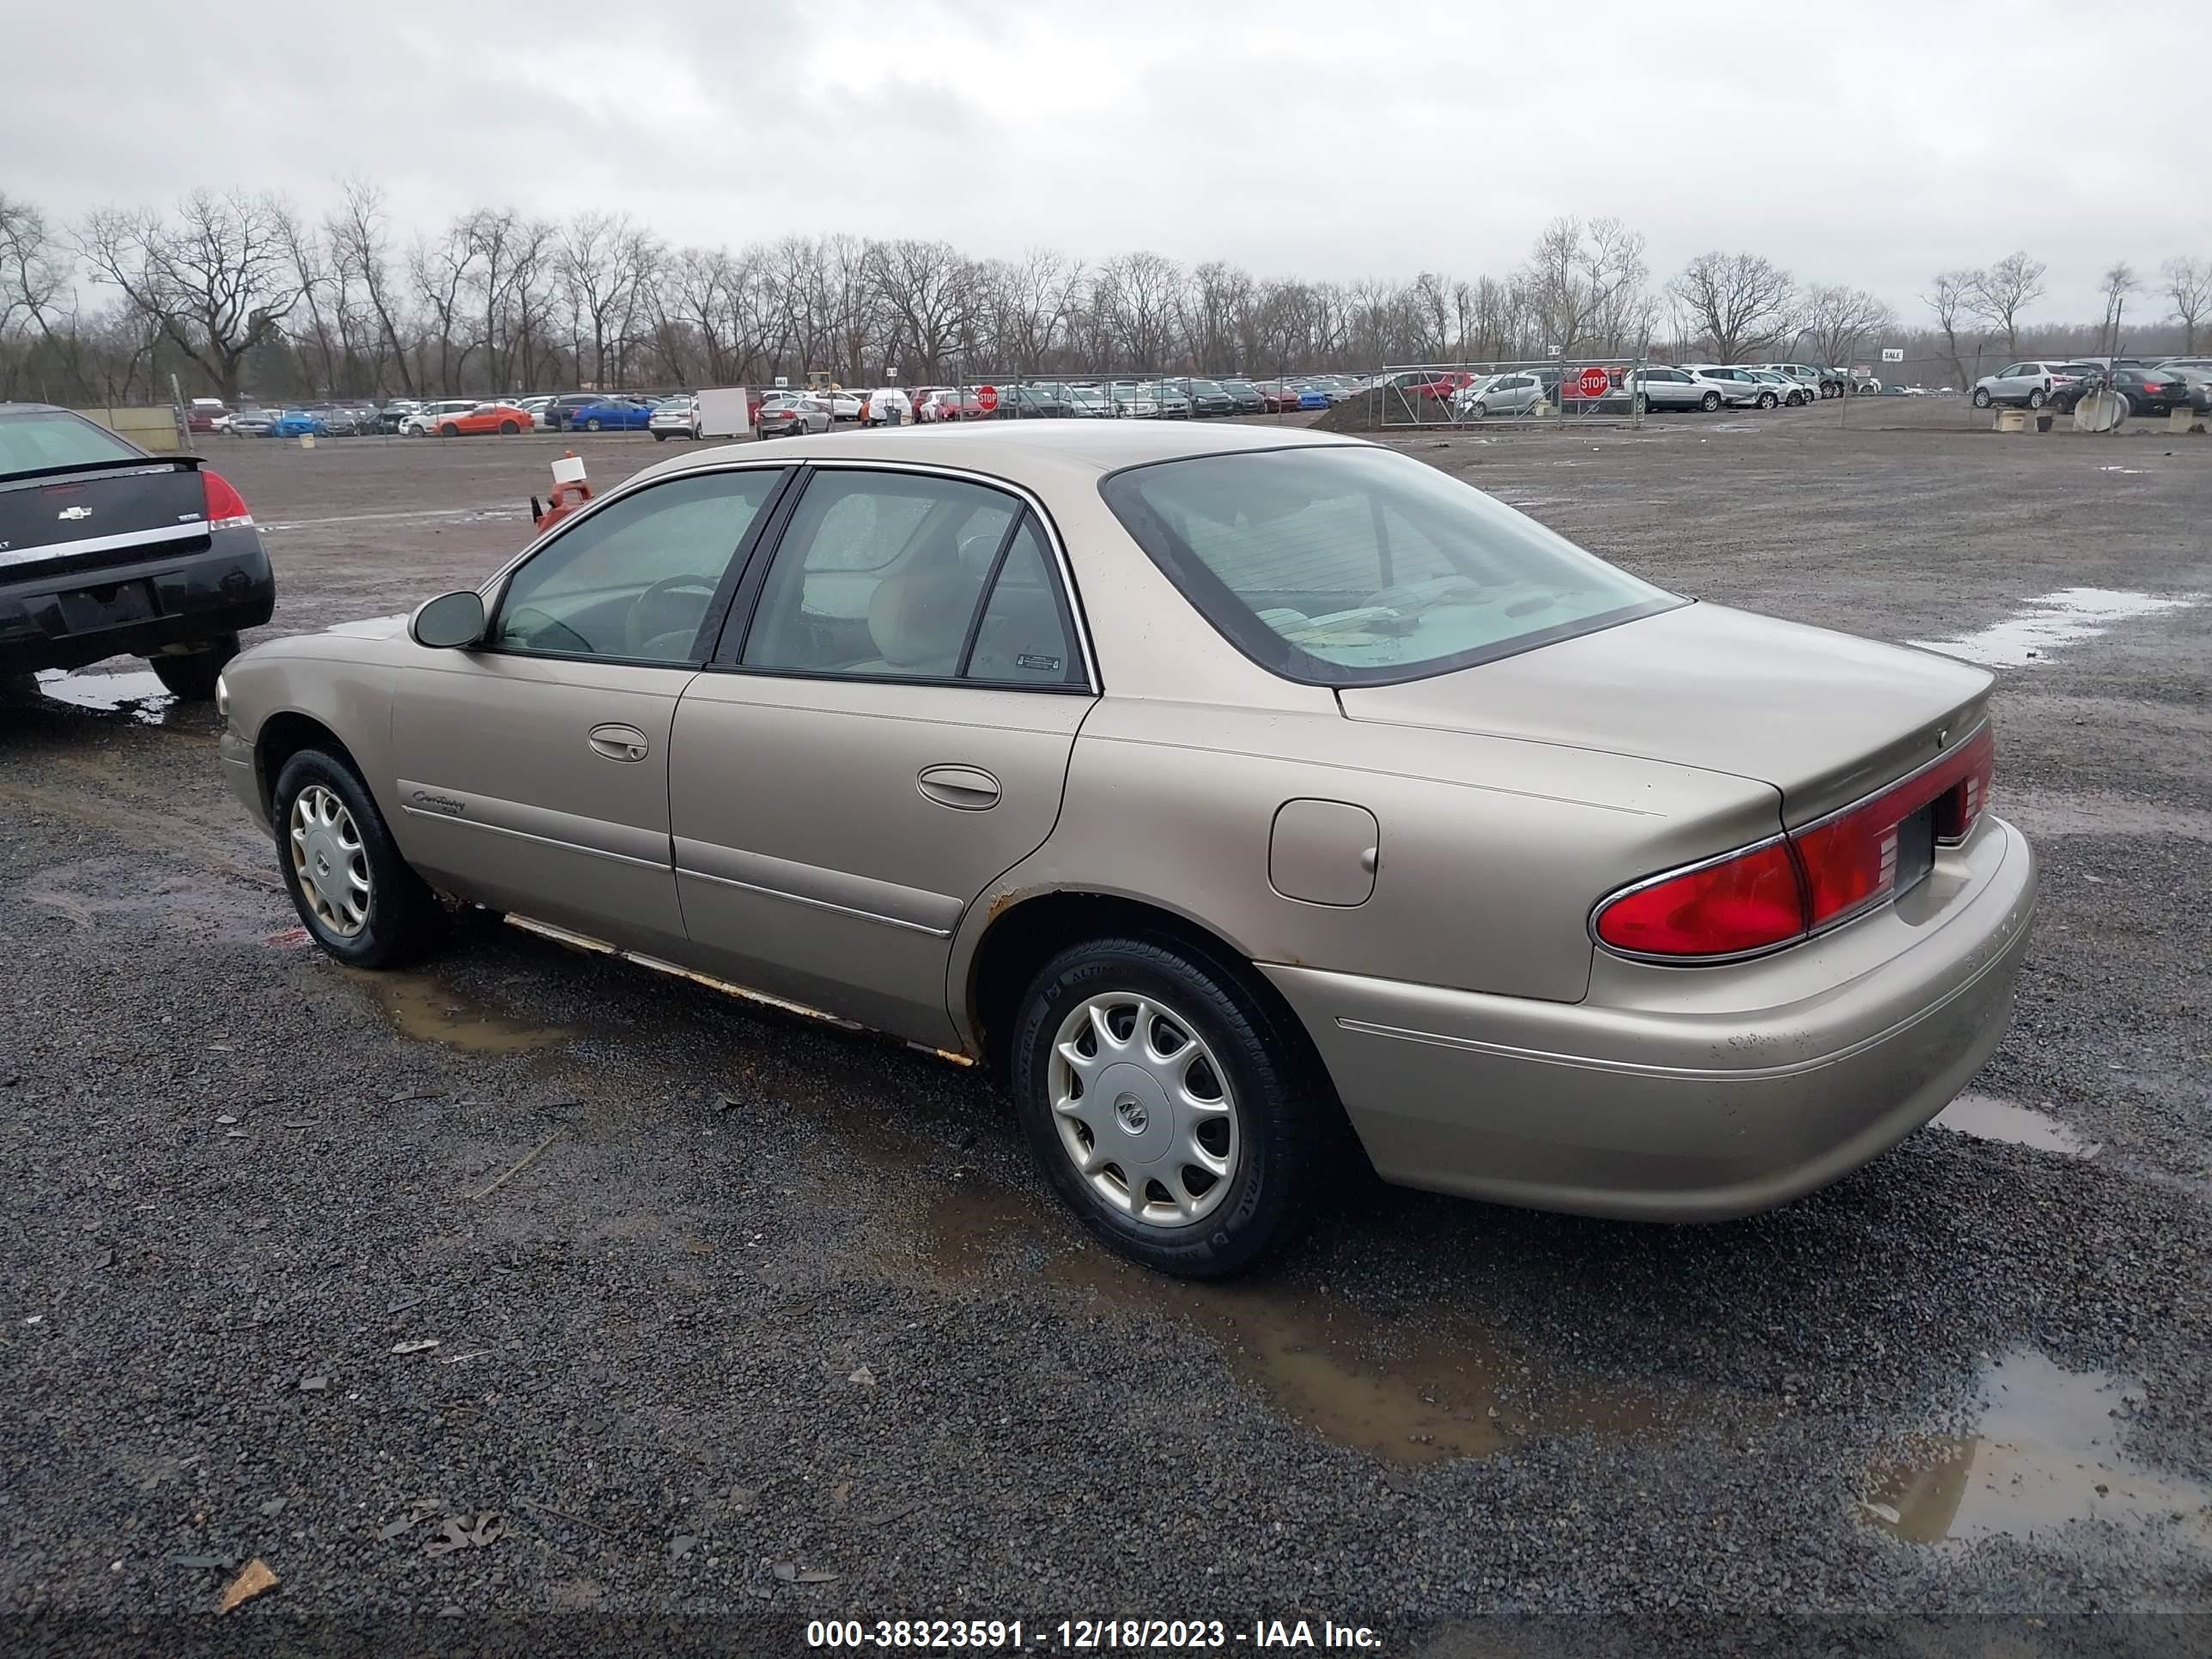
217, 422, 2037, 1276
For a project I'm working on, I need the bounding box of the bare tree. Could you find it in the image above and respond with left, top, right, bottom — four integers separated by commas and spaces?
407, 217, 478, 393
2162, 256, 2209, 353
1094, 251, 1182, 368
327, 180, 414, 396
2096, 262, 2137, 357
1, 192, 81, 398
1802, 283, 1895, 373
1923, 269, 1980, 392
558, 211, 651, 389
78, 190, 303, 401
1966, 251, 2045, 357
1668, 252, 1795, 362
869, 238, 971, 381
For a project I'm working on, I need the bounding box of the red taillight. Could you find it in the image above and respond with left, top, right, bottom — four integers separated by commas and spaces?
1596, 726, 1996, 959
2140, 381, 2165, 393
1932, 725, 1994, 843
1593, 840, 1808, 957
203, 469, 252, 530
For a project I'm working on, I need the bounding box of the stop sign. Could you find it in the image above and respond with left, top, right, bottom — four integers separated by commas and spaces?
1577, 366, 1611, 399
976, 384, 1000, 413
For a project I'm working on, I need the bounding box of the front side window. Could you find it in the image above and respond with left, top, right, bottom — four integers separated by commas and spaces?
491, 469, 783, 662
1100, 445, 1680, 687
741, 470, 1056, 682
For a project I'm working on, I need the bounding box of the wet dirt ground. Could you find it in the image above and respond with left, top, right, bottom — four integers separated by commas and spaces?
3, 415, 2209, 1653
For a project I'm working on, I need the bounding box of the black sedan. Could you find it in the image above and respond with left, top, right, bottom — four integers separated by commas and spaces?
2051, 367, 2206, 417
0, 402, 273, 696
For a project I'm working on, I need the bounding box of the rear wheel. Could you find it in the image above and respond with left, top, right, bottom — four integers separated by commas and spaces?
148, 633, 239, 701
439, 424, 459, 437
585, 417, 603, 431
1011, 936, 1326, 1278
653, 430, 668, 441
272, 749, 444, 969
2027, 387, 2047, 410
1700, 391, 1722, 411
499, 419, 520, 434
1757, 392, 1778, 410
1632, 392, 1648, 415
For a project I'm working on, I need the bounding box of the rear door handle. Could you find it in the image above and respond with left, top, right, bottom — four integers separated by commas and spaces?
917, 764, 1001, 810
588, 722, 650, 763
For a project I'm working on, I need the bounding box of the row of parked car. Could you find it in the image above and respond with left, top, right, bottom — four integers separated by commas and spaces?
1370, 361, 1857, 416
1968, 357, 2212, 417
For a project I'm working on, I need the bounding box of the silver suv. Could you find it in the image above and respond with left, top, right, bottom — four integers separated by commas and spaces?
1970, 362, 2087, 410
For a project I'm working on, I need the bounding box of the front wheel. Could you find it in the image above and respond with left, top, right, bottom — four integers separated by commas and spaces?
1011, 936, 1327, 1278
272, 749, 445, 969
148, 633, 239, 701
1700, 391, 1722, 411
585, 417, 603, 431
1632, 392, 1648, 415
1972, 387, 1992, 408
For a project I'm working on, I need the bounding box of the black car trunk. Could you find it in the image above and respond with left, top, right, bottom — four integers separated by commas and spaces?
0, 458, 212, 584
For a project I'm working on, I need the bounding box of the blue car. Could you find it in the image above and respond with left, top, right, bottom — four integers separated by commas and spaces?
1297, 386, 1330, 410
566, 398, 653, 432
265, 410, 331, 439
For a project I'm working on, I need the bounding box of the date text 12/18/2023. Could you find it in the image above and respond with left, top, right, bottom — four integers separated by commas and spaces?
806, 1618, 1385, 1650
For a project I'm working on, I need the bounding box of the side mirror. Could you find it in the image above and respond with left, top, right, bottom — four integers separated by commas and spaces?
409, 590, 486, 650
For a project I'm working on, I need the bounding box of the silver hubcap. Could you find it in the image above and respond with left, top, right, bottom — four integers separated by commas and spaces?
1048, 993, 1239, 1228
289, 784, 370, 938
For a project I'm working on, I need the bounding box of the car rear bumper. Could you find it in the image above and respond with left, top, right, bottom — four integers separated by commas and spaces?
1262, 815, 2038, 1222
0, 530, 275, 674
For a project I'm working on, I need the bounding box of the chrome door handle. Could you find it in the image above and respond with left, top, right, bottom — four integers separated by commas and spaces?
588, 722, 650, 763
917, 764, 1001, 810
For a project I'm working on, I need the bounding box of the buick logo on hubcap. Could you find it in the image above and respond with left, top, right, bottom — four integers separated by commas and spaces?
1115, 1094, 1149, 1134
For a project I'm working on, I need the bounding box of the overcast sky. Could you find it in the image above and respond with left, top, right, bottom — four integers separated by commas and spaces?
11, 0, 2209, 321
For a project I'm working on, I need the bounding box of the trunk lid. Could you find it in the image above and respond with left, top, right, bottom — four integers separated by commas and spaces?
1338, 602, 1993, 825
0, 459, 212, 583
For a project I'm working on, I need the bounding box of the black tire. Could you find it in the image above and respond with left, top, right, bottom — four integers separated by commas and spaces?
653, 430, 668, 441
271, 748, 444, 969
585, 417, 603, 432
149, 633, 240, 701
1700, 391, 1722, 411
1010, 935, 1327, 1278
439, 424, 459, 438
1972, 387, 1991, 408
2027, 387, 2046, 410
499, 419, 520, 434
1757, 392, 1778, 410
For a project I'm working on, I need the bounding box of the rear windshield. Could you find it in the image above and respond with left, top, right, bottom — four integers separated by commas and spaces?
0, 408, 144, 475
1099, 445, 1680, 686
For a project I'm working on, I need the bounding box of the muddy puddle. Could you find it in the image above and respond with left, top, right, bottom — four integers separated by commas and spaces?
27, 668, 175, 725
1932, 1093, 2100, 1157
923, 1182, 1658, 1467
1864, 1350, 2212, 1546
351, 969, 572, 1055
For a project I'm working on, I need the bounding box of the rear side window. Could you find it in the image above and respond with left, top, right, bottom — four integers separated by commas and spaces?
0, 409, 143, 475
1100, 445, 1679, 687
740, 470, 1083, 687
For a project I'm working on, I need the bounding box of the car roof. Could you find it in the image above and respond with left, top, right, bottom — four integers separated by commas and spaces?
632, 416, 1370, 491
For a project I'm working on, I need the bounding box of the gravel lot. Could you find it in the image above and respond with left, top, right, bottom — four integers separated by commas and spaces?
4, 410, 2209, 1655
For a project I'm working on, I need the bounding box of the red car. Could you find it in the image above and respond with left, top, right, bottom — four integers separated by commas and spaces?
186, 402, 230, 434
917, 388, 989, 422
434, 402, 533, 437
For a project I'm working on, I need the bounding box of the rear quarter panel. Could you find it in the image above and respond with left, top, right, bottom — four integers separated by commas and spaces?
954, 696, 1784, 1025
